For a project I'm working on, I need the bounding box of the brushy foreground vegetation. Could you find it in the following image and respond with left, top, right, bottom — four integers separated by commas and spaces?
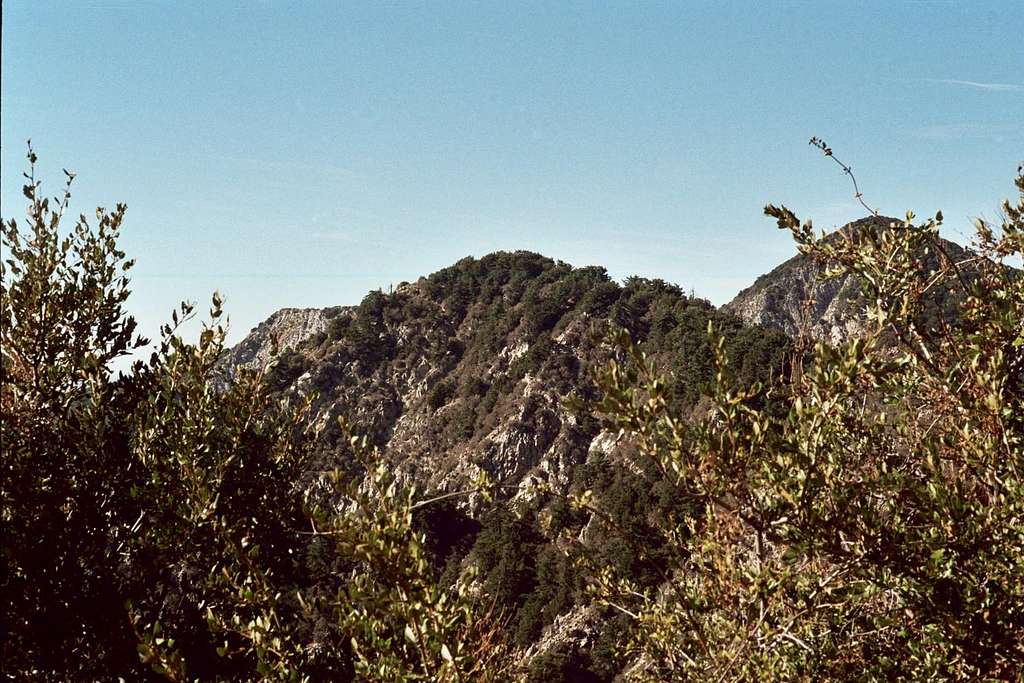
2, 144, 1022, 681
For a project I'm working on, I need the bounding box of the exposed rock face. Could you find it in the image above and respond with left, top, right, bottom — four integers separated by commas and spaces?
724, 246, 867, 345
224, 251, 792, 677
222, 242, 997, 678
226, 307, 350, 369
227, 253, 789, 503
724, 216, 974, 344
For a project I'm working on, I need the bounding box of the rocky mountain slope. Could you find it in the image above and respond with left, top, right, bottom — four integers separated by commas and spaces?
724, 216, 975, 343
233, 252, 790, 490
224, 219, 995, 679
226, 250, 791, 679
226, 306, 349, 369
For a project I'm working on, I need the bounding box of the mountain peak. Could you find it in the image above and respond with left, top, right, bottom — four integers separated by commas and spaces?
724, 216, 973, 343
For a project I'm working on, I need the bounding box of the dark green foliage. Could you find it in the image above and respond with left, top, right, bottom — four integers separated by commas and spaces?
327, 312, 353, 341
3, 150, 801, 680
1, 154, 327, 680
473, 508, 543, 616
269, 250, 790, 472
264, 347, 310, 391
444, 402, 478, 441
571, 456, 695, 585
413, 500, 481, 572
1, 155, 152, 679
348, 290, 395, 364
470, 507, 578, 648
3, 153, 515, 682
427, 377, 456, 411
526, 649, 604, 683
577, 278, 622, 317
514, 545, 573, 645
610, 278, 792, 409
581, 169, 1024, 679
243, 249, 791, 679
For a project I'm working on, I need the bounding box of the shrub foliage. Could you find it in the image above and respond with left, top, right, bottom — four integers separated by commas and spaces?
1, 146, 508, 681
582, 172, 1024, 679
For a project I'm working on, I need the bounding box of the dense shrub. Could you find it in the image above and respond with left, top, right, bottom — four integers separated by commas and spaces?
582, 169, 1024, 680
1, 149, 510, 681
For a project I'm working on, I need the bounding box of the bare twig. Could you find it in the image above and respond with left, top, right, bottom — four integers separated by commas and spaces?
809, 137, 880, 218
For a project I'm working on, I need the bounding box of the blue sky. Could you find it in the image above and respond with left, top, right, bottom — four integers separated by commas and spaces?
3, 1, 1022, 347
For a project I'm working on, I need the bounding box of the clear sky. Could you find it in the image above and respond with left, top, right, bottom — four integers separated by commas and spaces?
3, 1, 1022, 347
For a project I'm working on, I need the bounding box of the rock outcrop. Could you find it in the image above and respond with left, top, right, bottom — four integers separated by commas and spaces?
226, 306, 349, 369
724, 216, 975, 344
723, 244, 868, 344
218, 251, 792, 677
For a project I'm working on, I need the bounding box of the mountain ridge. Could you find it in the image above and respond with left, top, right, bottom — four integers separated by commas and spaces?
235, 217, 985, 361
225, 250, 792, 677
223, 223, 988, 678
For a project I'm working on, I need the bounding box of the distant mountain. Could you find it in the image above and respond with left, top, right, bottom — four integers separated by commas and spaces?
227, 229, 1000, 677
230, 251, 791, 487
723, 216, 976, 344
228, 231, 1007, 678
226, 251, 791, 678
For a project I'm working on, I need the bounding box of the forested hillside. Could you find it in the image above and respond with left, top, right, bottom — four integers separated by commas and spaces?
222, 251, 793, 679
235, 251, 791, 483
